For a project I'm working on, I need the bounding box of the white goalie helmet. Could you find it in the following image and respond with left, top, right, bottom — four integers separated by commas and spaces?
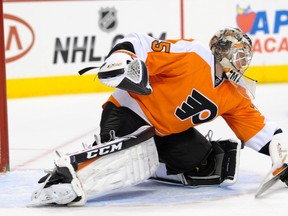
209, 27, 256, 99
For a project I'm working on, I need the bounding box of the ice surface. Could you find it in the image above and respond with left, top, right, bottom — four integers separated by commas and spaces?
1, 84, 288, 215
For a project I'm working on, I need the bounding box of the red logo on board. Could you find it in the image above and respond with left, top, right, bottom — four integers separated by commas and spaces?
4, 14, 35, 63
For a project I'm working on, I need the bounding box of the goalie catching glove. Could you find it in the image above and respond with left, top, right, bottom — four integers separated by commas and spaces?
79, 51, 152, 95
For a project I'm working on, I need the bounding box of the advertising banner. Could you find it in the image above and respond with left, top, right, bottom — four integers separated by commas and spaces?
3, 0, 288, 98
4, 0, 180, 79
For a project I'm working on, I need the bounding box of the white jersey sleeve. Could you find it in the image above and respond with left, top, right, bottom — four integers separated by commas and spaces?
115, 33, 156, 61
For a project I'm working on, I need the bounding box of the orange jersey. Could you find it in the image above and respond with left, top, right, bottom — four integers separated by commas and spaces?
106, 33, 279, 151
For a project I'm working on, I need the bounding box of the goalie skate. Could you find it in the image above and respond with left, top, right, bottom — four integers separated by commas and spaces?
255, 164, 288, 198
29, 153, 86, 207
29, 183, 78, 207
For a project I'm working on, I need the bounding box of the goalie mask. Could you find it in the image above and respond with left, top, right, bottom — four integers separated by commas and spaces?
209, 27, 256, 99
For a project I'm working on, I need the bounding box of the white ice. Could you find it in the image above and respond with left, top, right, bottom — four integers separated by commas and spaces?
1, 83, 288, 216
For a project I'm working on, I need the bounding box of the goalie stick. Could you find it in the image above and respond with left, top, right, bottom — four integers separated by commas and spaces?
255, 164, 288, 198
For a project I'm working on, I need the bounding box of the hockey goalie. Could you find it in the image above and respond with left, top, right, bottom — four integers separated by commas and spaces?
30, 27, 288, 206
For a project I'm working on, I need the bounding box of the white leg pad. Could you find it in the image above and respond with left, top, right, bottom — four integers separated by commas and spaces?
76, 137, 159, 199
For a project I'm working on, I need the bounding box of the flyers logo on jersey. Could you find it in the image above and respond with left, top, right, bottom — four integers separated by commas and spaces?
175, 89, 218, 124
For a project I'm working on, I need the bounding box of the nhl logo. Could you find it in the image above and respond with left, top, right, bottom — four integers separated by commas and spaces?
98, 7, 118, 33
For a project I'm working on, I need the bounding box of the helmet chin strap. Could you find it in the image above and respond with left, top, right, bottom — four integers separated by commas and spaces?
221, 70, 239, 83
222, 71, 229, 80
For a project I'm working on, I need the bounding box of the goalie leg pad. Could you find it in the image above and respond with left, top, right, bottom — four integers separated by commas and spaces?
217, 139, 242, 186
76, 136, 159, 199
150, 139, 241, 187
30, 126, 157, 206
150, 163, 223, 187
